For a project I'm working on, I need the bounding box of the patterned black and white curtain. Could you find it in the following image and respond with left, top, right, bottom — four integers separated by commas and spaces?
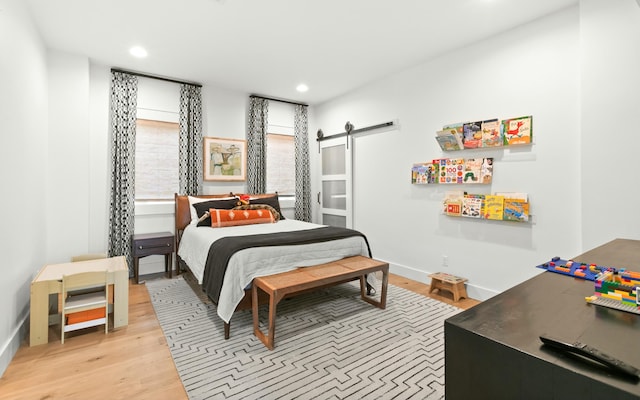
294, 105, 312, 222
246, 97, 269, 194
178, 84, 203, 195
108, 71, 138, 275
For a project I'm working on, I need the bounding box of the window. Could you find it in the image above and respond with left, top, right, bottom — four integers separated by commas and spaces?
266, 133, 295, 196
134, 119, 179, 200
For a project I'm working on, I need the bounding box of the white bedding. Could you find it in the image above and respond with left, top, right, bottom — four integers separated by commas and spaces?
178, 219, 371, 322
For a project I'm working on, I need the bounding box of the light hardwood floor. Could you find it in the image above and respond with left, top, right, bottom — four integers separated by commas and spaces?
0, 273, 480, 400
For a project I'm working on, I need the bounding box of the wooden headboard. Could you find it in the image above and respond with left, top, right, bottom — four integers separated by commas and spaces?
174, 192, 279, 249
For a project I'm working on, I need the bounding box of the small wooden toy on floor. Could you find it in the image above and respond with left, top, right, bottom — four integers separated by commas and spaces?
429, 272, 468, 302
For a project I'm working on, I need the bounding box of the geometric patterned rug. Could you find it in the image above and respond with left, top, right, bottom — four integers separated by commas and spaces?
146, 275, 462, 400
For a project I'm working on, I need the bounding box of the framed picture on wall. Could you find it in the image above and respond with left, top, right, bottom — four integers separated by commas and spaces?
203, 137, 247, 181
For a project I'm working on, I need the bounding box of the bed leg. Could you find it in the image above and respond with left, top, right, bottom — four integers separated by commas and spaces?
224, 321, 230, 339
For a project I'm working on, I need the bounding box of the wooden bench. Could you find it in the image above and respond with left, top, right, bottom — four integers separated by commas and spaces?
252, 256, 389, 350
428, 272, 468, 302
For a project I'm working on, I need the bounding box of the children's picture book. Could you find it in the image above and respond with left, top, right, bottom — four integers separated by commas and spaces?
435, 129, 464, 151
497, 192, 529, 222
443, 191, 464, 216
503, 199, 529, 222
442, 122, 465, 138
462, 158, 482, 183
501, 116, 532, 145
481, 119, 503, 147
461, 194, 483, 218
411, 163, 429, 184
480, 157, 493, 184
439, 158, 464, 184
411, 161, 439, 184
462, 121, 483, 149
483, 194, 504, 220
426, 160, 439, 184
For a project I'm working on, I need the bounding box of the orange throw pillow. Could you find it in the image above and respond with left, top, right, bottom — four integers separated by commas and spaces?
209, 208, 275, 228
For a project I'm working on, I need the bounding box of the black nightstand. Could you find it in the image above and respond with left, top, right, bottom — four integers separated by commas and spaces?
131, 232, 175, 284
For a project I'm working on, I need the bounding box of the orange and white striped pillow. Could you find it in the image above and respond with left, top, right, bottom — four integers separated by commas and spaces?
209, 208, 275, 228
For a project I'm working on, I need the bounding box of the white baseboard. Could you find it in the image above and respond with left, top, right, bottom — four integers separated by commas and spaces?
0, 314, 28, 378
386, 259, 499, 302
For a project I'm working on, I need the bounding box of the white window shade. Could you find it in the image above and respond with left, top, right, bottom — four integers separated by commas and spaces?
135, 119, 179, 200
266, 133, 295, 196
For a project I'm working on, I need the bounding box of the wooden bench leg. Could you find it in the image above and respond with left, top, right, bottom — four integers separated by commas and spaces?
253, 282, 279, 350
266, 291, 278, 349
359, 269, 388, 309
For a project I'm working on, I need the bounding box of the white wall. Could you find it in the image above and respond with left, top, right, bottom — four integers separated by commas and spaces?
88, 64, 111, 254
201, 85, 249, 195
46, 50, 91, 263
312, 6, 583, 299
580, 0, 640, 250
0, 0, 49, 376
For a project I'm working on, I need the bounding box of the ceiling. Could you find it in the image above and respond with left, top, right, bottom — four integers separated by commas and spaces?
25, 0, 578, 105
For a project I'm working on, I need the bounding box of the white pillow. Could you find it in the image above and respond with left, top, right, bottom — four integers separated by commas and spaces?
188, 196, 235, 225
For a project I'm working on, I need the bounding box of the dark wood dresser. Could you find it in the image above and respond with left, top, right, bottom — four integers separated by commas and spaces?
445, 239, 640, 399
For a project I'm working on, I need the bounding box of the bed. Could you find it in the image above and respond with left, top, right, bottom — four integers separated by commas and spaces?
174, 193, 374, 338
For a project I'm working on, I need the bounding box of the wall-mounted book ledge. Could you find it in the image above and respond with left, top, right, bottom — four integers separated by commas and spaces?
411, 158, 493, 185
443, 191, 530, 222
436, 116, 532, 151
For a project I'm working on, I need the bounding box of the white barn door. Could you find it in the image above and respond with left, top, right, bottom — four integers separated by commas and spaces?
318, 136, 352, 228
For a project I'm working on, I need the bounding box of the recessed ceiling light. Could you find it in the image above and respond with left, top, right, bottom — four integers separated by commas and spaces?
296, 83, 309, 93
129, 46, 148, 58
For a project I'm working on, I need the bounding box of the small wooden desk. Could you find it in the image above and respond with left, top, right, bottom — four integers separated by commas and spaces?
30, 256, 129, 346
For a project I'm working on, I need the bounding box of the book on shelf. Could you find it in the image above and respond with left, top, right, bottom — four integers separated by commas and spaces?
460, 158, 493, 184
411, 162, 439, 184
430, 160, 441, 184
461, 194, 484, 218
483, 194, 504, 220
443, 122, 465, 137
443, 191, 464, 216
501, 116, 532, 145
462, 158, 482, 183
462, 121, 483, 149
481, 119, 503, 147
496, 192, 529, 222
439, 158, 464, 184
480, 157, 493, 184
435, 128, 464, 151
411, 163, 427, 184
